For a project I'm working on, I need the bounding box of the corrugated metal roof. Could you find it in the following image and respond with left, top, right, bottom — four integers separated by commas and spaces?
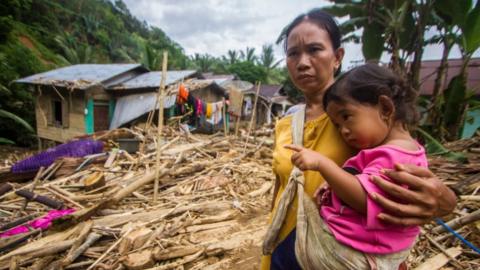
109, 70, 198, 90
110, 92, 177, 129
242, 84, 283, 100
15, 64, 143, 89
419, 58, 480, 95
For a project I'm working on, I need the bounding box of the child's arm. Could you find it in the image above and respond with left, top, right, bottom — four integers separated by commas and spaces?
285, 144, 367, 215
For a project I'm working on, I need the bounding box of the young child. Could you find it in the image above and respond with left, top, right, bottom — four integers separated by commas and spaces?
285, 63, 425, 269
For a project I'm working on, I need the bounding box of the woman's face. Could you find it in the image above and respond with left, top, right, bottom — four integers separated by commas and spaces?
286, 21, 343, 96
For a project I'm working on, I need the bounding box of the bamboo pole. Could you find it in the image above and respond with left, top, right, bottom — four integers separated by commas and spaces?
243, 82, 261, 153
19, 167, 45, 212
154, 51, 168, 203
222, 97, 228, 137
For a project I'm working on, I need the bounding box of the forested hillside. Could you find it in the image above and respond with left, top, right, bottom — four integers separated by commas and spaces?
0, 0, 190, 145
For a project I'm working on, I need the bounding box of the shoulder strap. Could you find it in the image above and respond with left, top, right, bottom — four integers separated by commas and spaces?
291, 104, 306, 146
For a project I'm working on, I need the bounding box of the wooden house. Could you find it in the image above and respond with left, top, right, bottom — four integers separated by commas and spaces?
240, 84, 293, 125
15, 64, 197, 144
15, 64, 147, 144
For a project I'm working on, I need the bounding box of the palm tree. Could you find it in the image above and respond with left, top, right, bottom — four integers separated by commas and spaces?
141, 43, 160, 70
191, 53, 216, 72
259, 44, 282, 70
259, 44, 283, 83
55, 33, 93, 64
240, 47, 257, 63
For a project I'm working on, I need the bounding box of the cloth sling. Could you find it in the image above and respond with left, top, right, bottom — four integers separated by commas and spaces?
262, 105, 410, 270
262, 104, 322, 269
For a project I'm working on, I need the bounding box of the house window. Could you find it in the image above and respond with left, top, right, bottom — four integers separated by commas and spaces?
53, 100, 63, 126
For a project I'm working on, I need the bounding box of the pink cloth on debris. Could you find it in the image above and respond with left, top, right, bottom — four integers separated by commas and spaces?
0, 208, 76, 238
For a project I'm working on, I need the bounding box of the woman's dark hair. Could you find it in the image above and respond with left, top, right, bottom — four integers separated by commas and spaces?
279, 8, 341, 52
323, 63, 419, 126
278, 8, 342, 76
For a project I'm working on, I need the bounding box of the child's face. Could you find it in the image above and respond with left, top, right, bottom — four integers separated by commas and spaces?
326, 100, 390, 149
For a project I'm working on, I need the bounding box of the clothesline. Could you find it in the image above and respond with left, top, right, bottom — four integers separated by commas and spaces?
174, 83, 228, 125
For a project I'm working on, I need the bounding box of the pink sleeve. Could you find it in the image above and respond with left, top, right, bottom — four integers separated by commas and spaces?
352, 150, 397, 230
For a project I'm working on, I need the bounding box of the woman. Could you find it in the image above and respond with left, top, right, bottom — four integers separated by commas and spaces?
260, 9, 456, 270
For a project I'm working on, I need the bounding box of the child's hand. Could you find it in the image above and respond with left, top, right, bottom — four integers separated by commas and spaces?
284, 144, 324, 171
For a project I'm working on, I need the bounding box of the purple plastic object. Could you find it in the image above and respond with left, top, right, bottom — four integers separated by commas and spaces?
0, 209, 76, 238
12, 139, 103, 173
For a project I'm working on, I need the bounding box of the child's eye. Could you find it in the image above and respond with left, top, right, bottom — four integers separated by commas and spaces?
343, 114, 351, 121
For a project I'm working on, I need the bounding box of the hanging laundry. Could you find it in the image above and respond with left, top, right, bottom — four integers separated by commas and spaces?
228, 88, 244, 117
187, 92, 195, 105
206, 103, 212, 118
196, 98, 203, 116
206, 101, 224, 125
177, 83, 189, 104
244, 96, 253, 116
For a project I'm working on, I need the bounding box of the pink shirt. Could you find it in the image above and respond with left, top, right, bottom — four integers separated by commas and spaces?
320, 144, 427, 254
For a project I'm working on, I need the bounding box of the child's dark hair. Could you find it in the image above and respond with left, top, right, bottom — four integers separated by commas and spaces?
323, 63, 419, 126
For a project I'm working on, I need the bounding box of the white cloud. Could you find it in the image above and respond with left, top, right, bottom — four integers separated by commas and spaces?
123, 0, 335, 64
122, 0, 479, 69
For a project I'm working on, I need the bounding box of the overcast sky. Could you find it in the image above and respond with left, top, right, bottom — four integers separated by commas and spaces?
123, 0, 478, 69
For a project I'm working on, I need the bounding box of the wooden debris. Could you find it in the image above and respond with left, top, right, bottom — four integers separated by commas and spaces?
3, 125, 477, 269
118, 227, 153, 254
15, 189, 63, 209
413, 247, 462, 270
124, 249, 155, 270
82, 171, 105, 191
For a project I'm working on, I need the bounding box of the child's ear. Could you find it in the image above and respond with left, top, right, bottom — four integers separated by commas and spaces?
378, 95, 395, 120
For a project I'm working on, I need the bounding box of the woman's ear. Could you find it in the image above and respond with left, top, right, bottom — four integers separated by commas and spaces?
334, 48, 345, 70
378, 95, 395, 121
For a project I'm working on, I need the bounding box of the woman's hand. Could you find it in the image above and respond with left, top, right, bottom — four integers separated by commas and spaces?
370, 164, 457, 226
284, 144, 324, 171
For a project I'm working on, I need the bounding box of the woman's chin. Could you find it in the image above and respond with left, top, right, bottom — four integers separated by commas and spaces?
300, 85, 323, 96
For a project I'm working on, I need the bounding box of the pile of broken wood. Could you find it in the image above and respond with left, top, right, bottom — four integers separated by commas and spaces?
1, 125, 479, 270
409, 133, 480, 270
0, 125, 275, 270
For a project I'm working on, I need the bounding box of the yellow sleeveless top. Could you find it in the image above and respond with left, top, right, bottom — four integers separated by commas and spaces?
260, 113, 354, 269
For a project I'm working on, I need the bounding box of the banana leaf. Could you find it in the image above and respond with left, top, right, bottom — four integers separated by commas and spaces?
362, 21, 385, 61
0, 109, 34, 133
442, 74, 467, 137
0, 138, 14, 145
416, 128, 467, 163
464, 1, 480, 53
433, 0, 472, 27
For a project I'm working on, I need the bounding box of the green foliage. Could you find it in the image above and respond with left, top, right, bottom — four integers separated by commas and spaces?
361, 21, 384, 61
464, 1, 480, 53
228, 61, 267, 84
416, 128, 467, 163
0, 0, 191, 145
0, 109, 34, 133
325, 0, 480, 141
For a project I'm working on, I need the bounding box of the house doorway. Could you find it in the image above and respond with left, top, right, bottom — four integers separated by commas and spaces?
94, 101, 110, 132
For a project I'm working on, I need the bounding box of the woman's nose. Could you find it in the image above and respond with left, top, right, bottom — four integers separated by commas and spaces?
296, 53, 310, 71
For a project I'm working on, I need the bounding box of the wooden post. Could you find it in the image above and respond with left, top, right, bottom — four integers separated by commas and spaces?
234, 116, 241, 137
222, 97, 228, 137
154, 51, 168, 203
243, 82, 261, 153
